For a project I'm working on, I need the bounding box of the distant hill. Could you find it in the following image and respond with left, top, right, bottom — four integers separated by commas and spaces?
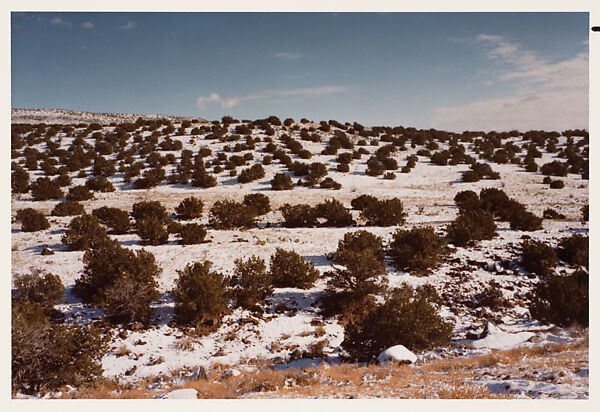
11, 108, 207, 125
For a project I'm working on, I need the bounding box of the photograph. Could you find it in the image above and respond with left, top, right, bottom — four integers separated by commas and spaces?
8, 5, 591, 401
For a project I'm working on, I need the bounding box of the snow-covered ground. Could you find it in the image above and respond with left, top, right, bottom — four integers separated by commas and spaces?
10, 113, 588, 398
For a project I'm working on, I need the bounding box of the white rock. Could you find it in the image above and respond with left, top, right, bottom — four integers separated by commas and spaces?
155, 388, 198, 399
377, 345, 417, 365
220, 368, 241, 379
470, 322, 534, 350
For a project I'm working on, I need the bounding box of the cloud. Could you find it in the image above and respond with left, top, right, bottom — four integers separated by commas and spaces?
51, 17, 72, 27
120, 21, 137, 30
275, 52, 303, 60
81, 22, 94, 29
431, 34, 588, 131
196, 86, 348, 109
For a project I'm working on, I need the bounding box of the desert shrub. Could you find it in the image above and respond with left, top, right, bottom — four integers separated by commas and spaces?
530, 270, 588, 327
175, 197, 204, 220
509, 210, 543, 231
351, 194, 379, 211
209, 200, 257, 229
479, 188, 510, 217
320, 177, 342, 190
304, 162, 327, 186
66, 185, 94, 201
314, 199, 353, 227
582, 204, 589, 221
520, 240, 558, 275
92, 206, 131, 234
178, 223, 207, 245
231, 256, 273, 309
51, 200, 85, 217
12, 300, 107, 394
334, 230, 385, 264
336, 163, 350, 173
365, 158, 385, 176
238, 164, 265, 183
540, 160, 569, 177
30, 177, 63, 201
269, 248, 320, 289
549, 180, 565, 189
454, 190, 480, 212
542, 176, 552, 185
73, 238, 161, 324
388, 226, 444, 272
191, 167, 218, 188
271, 173, 294, 190
342, 285, 452, 362
360, 198, 406, 226
62, 214, 109, 251
133, 167, 165, 189
557, 234, 588, 268
243, 193, 271, 215
131, 200, 168, 222
280, 203, 318, 228
461, 170, 481, 182
446, 209, 496, 246
11, 165, 30, 194
15, 208, 50, 232
12, 269, 64, 309
135, 217, 169, 245
383, 172, 396, 180
85, 176, 115, 192
172, 261, 230, 327
543, 208, 565, 220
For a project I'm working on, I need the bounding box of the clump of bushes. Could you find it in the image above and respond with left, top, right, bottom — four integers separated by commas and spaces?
351, 194, 379, 211
280, 203, 318, 228
61, 214, 109, 251
461, 162, 500, 182
238, 164, 265, 184
243, 193, 271, 215
73, 238, 161, 325
271, 173, 294, 190
172, 261, 230, 328
543, 208, 565, 220
209, 200, 257, 229
356, 197, 406, 226
178, 223, 207, 245
175, 197, 204, 220
270, 248, 320, 289
320, 177, 342, 190
314, 199, 354, 227
85, 176, 115, 192
66, 185, 94, 201
15, 208, 50, 232
540, 160, 569, 177
446, 209, 496, 246
135, 217, 169, 245
549, 179, 565, 189
388, 226, 445, 272
92, 206, 131, 234
530, 270, 588, 327
341, 285, 452, 362
11, 165, 30, 194
557, 234, 588, 268
131, 200, 168, 222
520, 240, 558, 275
51, 200, 85, 217
12, 269, 64, 310
231, 256, 273, 309
30, 177, 64, 201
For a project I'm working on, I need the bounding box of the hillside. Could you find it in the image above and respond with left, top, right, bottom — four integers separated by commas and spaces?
11, 108, 206, 125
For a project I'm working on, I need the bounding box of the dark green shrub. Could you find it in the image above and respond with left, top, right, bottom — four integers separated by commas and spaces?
271, 173, 294, 190
173, 261, 230, 327
30, 177, 63, 201
191, 167, 218, 188
446, 209, 496, 246
85, 176, 115, 192
351, 194, 379, 211
530, 270, 588, 327
231, 256, 273, 309
175, 197, 204, 220
543, 208, 565, 220
51, 200, 85, 217
319, 177, 342, 190
74, 238, 161, 323
209, 200, 257, 229
557, 234, 588, 268
341, 285, 452, 362
132, 201, 168, 222
461, 170, 481, 182
582, 204, 589, 221
389, 226, 445, 272
334, 230, 385, 265
315, 199, 353, 227
549, 180, 565, 189
304, 162, 327, 186
540, 161, 569, 177
336, 163, 350, 173
15, 208, 50, 232
136, 217, 169, 245
454, 190, 480, 212
243, 193, 271, 215
61, 214, 109, 251
383, 172, 396, 180
509, 210, 543, 231
178, 223, 207, 245
66, 185, 94, 201
360, 198, 406, 226
11, 165, 29, 194
479, 188, 510, 217
270, 248, 320, 289
238, 164, 265, 183
520, 240, 558, 275
12, 300, 107, 394
12, 269, 64, 309
280, 203, 318, 228
542, 176, 552, 184
92, 206, 131, 234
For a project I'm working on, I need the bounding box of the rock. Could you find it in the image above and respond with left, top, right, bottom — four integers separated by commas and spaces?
155, 388, 198, 399
125, 365, 137, 376
189, 366, 208, 381
41, 246, 54, 256
219, 368, 241, 380
377, 345, 417, 365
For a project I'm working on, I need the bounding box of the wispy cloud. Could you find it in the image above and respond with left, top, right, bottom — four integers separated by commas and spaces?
51, 17, 72, 27
197, 86, 348, 109
431, 34, 588, 131
275, 52, 303, 60
81, 22, 94, 29
120, 21, 137, 30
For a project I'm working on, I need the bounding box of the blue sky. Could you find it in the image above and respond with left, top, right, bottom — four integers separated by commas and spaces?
11, 12, 588, 131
